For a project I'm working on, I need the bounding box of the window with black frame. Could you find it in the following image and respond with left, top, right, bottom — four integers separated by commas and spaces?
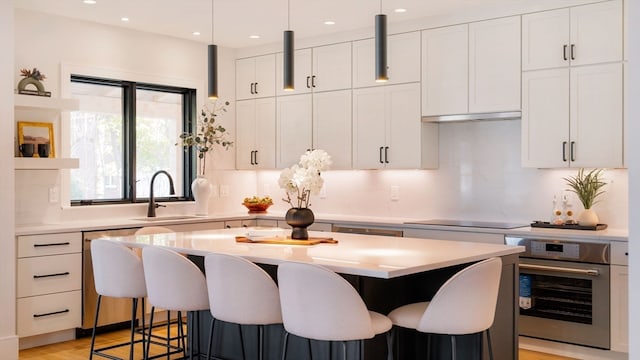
69, 75, 196, 205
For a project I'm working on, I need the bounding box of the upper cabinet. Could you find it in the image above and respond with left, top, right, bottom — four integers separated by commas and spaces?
236, 98, 276, 169
236, 55, 276, 100
353, 83, 437, 169
276, 42, 352, 96
522, 1, 623, 71
352, 31, 421, 88
422, 16, 521, 117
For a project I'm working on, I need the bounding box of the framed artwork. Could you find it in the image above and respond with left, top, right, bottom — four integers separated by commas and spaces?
17, 121, 55, 158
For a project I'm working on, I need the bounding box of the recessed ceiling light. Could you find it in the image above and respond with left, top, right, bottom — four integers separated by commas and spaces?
394, 8, 407, 13
83, 0, 96, 4
324, 20, 336, 25
121, 17, 129, 22
192, 31, 201, 36
249, 35, 260, 39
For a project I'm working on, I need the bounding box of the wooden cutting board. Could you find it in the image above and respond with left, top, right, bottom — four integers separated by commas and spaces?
235, 236, 338, 245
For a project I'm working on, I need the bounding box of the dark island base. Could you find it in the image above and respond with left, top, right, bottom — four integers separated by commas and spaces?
187, 254, 519, 360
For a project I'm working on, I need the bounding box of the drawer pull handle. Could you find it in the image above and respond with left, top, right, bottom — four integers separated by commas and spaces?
34, 242, 70, 247
33, 309, 70, 318
33, 272, 70, 279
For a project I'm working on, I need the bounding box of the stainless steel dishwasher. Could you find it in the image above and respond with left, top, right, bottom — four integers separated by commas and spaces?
80, 228, 140, 335
332, 225, 403, 237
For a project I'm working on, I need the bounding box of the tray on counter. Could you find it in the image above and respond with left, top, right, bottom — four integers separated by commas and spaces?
236, 236, 338, 245
530, 222, 607, 231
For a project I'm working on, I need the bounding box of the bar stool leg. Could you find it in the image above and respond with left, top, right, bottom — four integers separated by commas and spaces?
146, 306, 155, 360
341, 341, 347, 360
258, 325, 264, 360
130, 298, 138, 360
238, 324, 246, 360
281, 331, 290, 360
89, 295, 102, 360
206, 318, 217, 360
308, 338, 313, 360
450, 335, 457, 360
385, 327, 395, 360
485, 329, 494, 360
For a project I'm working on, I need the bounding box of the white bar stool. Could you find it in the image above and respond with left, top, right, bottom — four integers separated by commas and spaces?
142, 246, 210, 360
90, 239, 147, 360
204, 253, 282, 360
387, 257, 502, 360
277, 262, 393, 360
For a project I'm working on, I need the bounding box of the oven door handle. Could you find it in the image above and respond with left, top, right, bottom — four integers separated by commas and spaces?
520, 263, 600, 276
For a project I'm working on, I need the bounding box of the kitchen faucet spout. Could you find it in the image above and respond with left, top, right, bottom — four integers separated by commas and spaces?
147, 170, 175, 217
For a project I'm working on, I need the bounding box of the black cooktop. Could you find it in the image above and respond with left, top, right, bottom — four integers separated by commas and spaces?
404, 219, 528, 229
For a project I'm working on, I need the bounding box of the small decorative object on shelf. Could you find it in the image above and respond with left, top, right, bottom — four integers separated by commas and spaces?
17, 68, 51, 97
176, 100, 233, 215
564, 168, 607, 227
279, 149, 332, 239
242, 196, 273, 213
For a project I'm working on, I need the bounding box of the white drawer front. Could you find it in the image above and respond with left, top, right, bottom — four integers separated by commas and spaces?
17, 253, 82, 298
18, 232, 82, 258
17, 290, 82, 337
611, 242, 628, 266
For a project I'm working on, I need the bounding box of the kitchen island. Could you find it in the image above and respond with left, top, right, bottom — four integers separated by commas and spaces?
108, 227, 524, 360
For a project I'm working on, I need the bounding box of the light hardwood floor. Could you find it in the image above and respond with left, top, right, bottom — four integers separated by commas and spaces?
19, 328, 576, 360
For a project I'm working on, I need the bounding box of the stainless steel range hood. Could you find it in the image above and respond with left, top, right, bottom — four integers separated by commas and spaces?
422, 111, 521, 123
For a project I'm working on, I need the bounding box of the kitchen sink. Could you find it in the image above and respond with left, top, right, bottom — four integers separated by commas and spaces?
131, 215, 200, 222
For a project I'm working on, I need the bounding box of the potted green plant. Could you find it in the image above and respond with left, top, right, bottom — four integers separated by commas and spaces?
564, 168, 607, 226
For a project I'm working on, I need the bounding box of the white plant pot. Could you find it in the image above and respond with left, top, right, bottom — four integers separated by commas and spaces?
191, 175, 212, 216
578, 208, 599, 226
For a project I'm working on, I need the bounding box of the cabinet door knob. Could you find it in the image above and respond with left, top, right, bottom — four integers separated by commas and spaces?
379, 147, 384, 164
306, 76, 311, 88
311, 75, 317, 88
570, 44, 576, 60
562, 141, 568, 162
563, 45, 568, 61
254, 150, 259, 165
570, 141, 576, 162
384, 146, 389, 163
250, 83, 255, 94
254, 82, 259, 94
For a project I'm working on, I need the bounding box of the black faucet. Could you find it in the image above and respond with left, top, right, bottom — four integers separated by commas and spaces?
147, 170, 175, 217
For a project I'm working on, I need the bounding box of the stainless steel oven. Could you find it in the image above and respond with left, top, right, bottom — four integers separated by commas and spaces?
505, 236, 610, 349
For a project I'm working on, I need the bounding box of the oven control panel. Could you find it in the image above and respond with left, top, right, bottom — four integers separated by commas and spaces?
530, 240, 579, 259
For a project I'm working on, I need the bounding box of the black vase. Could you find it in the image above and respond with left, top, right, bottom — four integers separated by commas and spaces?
285, 207, 315, 240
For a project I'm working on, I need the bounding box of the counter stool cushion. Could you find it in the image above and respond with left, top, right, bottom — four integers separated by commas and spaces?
92, 239, 146, 299
278, 262, 392, 342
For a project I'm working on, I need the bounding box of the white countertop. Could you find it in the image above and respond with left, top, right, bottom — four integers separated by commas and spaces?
105, 227, 524, 279
15, 211, 628, 242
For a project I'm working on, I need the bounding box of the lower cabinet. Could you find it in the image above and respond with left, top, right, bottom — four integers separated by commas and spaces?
610, 242, 629, 353
16, 232, 82, 337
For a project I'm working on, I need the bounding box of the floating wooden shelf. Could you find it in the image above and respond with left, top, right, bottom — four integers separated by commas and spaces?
14, 157, 79, 170
14, 94, 79, 112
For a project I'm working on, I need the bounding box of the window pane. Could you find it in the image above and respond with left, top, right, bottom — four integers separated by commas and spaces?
135, 89, 184, 199
70, 82, 124, 201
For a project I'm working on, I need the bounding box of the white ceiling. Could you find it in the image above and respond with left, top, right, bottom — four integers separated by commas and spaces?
14, 0, 513, 48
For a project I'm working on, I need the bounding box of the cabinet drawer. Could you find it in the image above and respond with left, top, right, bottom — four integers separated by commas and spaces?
17, 290, 82, 337
17, 253, 82, 298
611, 242, 628, 266
18, 232, 82, 258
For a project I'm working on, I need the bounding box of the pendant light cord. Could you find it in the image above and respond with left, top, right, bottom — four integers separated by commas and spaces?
211, 0, 215, 43
287, 0, 291, 30
379, 0, 382, 14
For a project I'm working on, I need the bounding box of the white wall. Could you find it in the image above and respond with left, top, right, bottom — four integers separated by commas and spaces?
627, 0, 639, 358
1, 0, 18, 358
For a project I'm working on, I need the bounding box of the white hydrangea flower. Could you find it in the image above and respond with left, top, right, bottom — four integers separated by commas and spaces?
278, 149, 331, 208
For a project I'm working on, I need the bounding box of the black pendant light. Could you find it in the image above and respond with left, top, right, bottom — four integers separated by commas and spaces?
283, 0, 294, 91
375, 0, 388, 82
208, 0, 218, 99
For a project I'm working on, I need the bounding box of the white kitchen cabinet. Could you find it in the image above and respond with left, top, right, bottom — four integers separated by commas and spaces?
276, 42, 352, 96
276, 94, 313, 168
352, 31, 421, 88
610, 242, 628, 353
16, 232, 82, 337
276, 90, 352, 169
468, 16, 521, 113
236, 55, 276, 100
421, 24, 469, 116
353, 83, 437, 169
522, 1, 623, 71
421, 16, 520, 117
236, 98, 276, 169
522, 63, 623, 168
